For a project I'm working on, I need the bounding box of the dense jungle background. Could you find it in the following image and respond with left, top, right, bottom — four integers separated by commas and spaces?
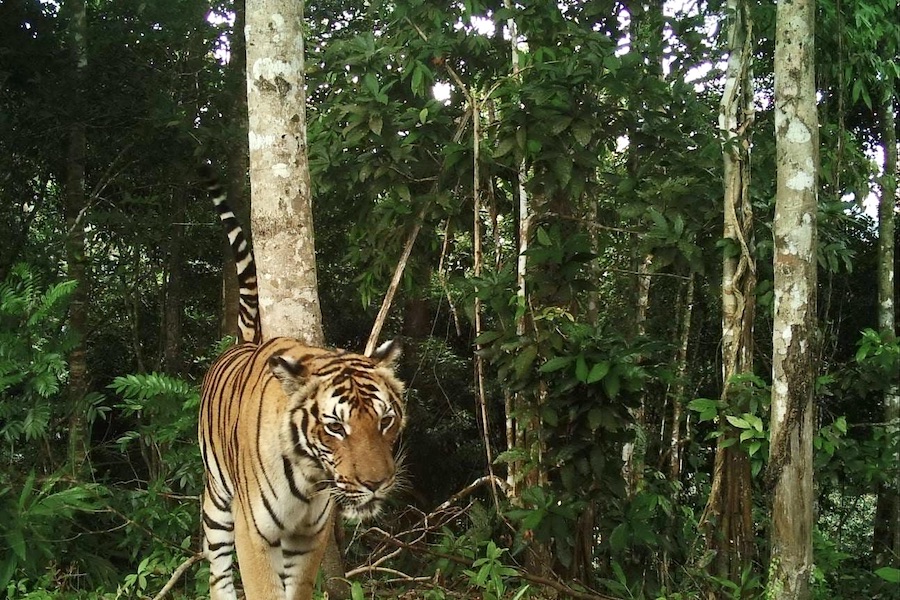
0, 0, 898, 598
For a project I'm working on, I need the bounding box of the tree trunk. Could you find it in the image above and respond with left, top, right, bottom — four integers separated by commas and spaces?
244, 0, 340, 596
222, 0, 250, 340
768, 0, 819, 596
162, 202, 185, 374
245, 0, 323, 345
668, 273, 694, 482
504, 0, 530, 501
701, 0, 756, 587
63, 0, 90, 476
873, 94, 899, 568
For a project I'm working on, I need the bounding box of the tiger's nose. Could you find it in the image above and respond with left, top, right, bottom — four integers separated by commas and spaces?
361, 477, 388, 492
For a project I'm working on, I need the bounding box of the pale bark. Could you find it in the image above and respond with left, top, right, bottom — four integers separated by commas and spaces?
768, 0, 819, 596
244, 0, 337, 594
873, 94, 899, 567
700, 0, 756, 586
622, 253, 651, 497
471, 94, 499, 510
668, 274, 694, 482
505, 0, 530, 499
64, 0, 90, 475
245, 0, 323, 344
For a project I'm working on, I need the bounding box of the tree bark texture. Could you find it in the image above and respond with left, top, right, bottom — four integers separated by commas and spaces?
162, 201, 185, 374
64, 0, 91, 475
873, 94, 899, 568
244, 1, 340, 596
701, 0, 756, 585
245, 0, 323, 344
505, 0, 530, 500
768, 0, 819, 596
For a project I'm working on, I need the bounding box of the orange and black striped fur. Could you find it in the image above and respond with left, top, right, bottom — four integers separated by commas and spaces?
198, 168, 406, 600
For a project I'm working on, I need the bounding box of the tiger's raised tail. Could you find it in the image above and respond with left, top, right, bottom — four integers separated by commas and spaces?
199, 165, 261, 344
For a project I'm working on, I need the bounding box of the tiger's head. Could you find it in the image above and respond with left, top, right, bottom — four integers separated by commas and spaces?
268, 340, 406, 520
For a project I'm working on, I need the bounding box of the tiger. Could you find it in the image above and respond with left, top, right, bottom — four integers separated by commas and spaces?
197, 167, 407, 600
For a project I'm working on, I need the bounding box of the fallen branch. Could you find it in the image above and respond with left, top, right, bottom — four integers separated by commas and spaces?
435, 474, 509, 512
366, 530, 622, 600
152, 553, 203, 600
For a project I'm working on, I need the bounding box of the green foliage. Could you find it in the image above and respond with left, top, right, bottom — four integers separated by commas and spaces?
0, 474, 107, 592
0, 264, 78, 447
689, 374, 770, 476
462, 541, 524, 600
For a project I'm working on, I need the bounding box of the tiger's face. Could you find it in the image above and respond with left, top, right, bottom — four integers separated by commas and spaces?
269, 341, 405, 520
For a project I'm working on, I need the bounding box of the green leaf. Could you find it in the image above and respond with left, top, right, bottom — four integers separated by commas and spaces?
513, 344, 538, 380
412, 66, 424, 95
474, 330, 503, 345
609, 524, 629, 552
541, 405, 558, 427
688, 398, 718, 413
726, 415, 751, 429
586, 361, 610, 384
587, 408, 603, 430
539, 355, 573, 373
875, 567, 900, 583
419, 107, 428, 124
495, 136, 516, 158
536, 226, 552, 247
368, 114, 383, 136
603, 374, 620, 400
575, 355, 589, 383
572, 121, 592, 146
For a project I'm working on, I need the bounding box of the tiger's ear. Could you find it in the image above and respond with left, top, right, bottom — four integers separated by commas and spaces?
369, 339, 401, 368
268, 355, 309, 395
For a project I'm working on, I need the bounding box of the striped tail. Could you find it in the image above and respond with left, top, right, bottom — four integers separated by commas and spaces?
199, 165, 261, 344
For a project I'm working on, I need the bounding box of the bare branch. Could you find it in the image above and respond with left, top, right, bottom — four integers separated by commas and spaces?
152, 553, 203, 600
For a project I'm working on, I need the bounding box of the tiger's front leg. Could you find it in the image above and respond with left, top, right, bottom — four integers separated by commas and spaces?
202, 487, 238, 600
233, 502, 288, 600
282, 506, 334, 600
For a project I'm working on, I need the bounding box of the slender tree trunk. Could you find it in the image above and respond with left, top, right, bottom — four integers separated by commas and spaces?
245, 0, 323, 345
669, 273, 694, 482
161, 194, 186, 373
244, 1, 341, 596
621, 0, 665, 499
222, 0, 249, 340
701, 0, 756, 587
504, 0, 530, 501
63, 0, 90, 476
873, 94, 899, 568
767, 0, 819, 596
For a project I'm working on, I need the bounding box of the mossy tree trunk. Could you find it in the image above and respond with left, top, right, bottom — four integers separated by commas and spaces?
700, 0, 756, 588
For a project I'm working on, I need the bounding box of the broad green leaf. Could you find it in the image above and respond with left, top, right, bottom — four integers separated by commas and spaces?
575, 355, 589, 382
539, 355, 574, 373
875, 567, 900, 583
587, 408, 603, 430
368, 114, 383, 136
726, 415, 751, 429
603, 373, 620, 400
536, 226, 552, 247
586, 361, 610, 383
572, 121, 592, 146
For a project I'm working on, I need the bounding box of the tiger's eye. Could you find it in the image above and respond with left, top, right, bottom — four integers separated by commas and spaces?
324, 422, 346, 437
380, 416, 394, 432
